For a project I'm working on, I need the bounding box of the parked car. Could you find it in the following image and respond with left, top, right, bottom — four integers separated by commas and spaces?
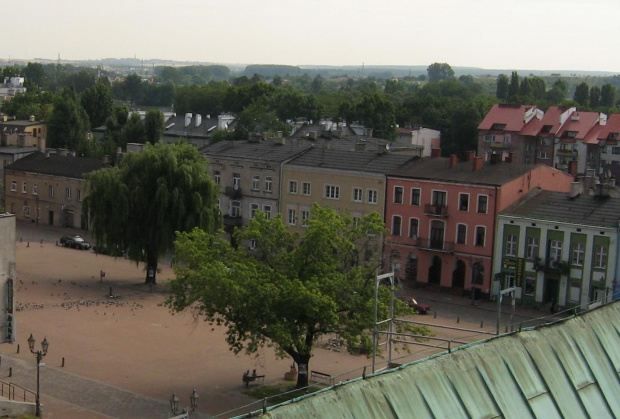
399, 297, 431, 314
59, 235, 91, 250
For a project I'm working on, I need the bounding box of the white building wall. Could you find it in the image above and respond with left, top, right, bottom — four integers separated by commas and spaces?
0, 213, 16, 343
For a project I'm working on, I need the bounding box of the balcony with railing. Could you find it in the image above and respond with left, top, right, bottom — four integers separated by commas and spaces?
424, 204, 448, 217
223, 214, 243, 227
225, 186, 242, 199
407, 235, 454, 252
556, 148, 577, 157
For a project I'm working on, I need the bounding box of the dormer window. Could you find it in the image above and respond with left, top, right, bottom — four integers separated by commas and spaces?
492, 123, 506, 130
607, 133, 619, 140
540, 125, 552, 133
562, 131, 577, 138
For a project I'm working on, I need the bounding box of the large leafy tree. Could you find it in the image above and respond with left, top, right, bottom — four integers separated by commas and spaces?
427, 63, 454, 83
83, 142, 219, 284
47, 87, 90, 150
143, 109, 165, 143
573, 82, 589, 107
81, 80, 113, 129
601, 83, 616, 108
166, 205, 428, 388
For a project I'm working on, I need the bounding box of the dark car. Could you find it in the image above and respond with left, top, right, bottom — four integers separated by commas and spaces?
400, 297, 431, 314
59, 235, 91, 250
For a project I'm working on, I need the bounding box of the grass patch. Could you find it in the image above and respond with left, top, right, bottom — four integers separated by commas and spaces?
244, 381, 323, 404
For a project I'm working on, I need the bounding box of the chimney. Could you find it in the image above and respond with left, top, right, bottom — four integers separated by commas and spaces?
569, 181, 583, 199
195, 114, 202, 127
29, 115, 35, 122
309, 131, 317, 140
465, 150, 475, 161
431, 148, 442, 158
568, 160, 578, 177
37, 137, 46, 153
184, 113, 192, 127
473, 157, 483, 171
58, 148, 68, 157
448, 154, 458, 168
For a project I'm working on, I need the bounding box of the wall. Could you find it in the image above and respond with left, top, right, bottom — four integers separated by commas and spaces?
0, 213, 15, 344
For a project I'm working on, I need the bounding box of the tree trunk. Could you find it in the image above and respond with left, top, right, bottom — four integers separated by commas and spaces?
293, 354, 311, 389
145, 264, 157, 284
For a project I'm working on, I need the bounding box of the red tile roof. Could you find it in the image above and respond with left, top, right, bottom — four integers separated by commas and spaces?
594, 113, 620, 142
556, 111, 601, 140
520, 106, 566, 137
478, 104, 537, 132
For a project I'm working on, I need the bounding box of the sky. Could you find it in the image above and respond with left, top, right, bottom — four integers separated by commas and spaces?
6, 0, 620, 73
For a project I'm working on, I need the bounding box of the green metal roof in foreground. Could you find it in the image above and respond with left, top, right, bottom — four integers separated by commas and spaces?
253, 302, 620, 418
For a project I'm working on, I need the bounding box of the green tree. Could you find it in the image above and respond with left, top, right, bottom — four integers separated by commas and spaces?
601, 83, 616, 107
508, 72, 520, 103
81, 81, 113, 129
573, 82, 589, 107
589, 86, 601, 108
165, 204, 428, 388
496, 74, 509, 101
143, 109, 165, 143
24, 62, 45, 88
0, 90, 54, 120
427, 63, 454, 82
83, 142, 219, 284
123, 74, 144, 105
47, 88, 90, 150
546, 79, 568, 103
122, 113, 145, 145
350, 93, 397, 140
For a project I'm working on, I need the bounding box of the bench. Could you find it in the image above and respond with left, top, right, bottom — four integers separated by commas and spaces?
242, 374, 265, 387
310, 370, 334, 384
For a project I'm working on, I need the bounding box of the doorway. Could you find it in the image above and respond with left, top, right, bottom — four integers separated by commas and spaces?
452, 260, 466, 288
428, 256, 442, 285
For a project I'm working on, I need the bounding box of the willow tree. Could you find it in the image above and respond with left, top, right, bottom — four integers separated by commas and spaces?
83, 141, 219, 284
166, 204, 429, 389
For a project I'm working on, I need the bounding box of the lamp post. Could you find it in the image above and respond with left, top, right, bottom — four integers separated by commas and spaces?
170, 389, 199, 417
27, 334, 49, 418
372, 272, 395, 373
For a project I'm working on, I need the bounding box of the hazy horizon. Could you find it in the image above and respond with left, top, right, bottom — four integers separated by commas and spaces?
5, 0, 620, 74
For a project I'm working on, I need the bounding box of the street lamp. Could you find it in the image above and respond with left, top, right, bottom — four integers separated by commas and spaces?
27, 334, 49, 418
170, 389, 199, 417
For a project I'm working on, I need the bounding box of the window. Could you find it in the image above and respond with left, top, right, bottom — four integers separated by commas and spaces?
408, 218, 419, 238
477, 195, 488, 214
572, 243, 584, 266
505, 234, 517, 256
251, 175, 260, 191
539, 137, 550, 146
32, 184, 38, 195
503, 134, 511, 144
250, 203, 259, 218
230, 201, 241, 217
594, 245, 607, 268
538, 151, 549, 159
23, 205, 30, 217
456, 224, 467, 245
353, 187, 363, 202
214, 171, 221, 185
287, 208, 296, 225
302, 182, 311, 196
66, 187, 72, 200
49, 185, 54, 197
394, 186, 404, 204
263, 205, 272, 220
325, 185, 340, 199
301, 210, 310, 227
484, 134, 495, 142
10, 181, 16, 191
288, 180, 298, 194
549, 240, 562, 262
526, 237, 539, 259
77, 189, 82, 202
232, 173, 241, 189
392, 215, 402, 236
601, 146, 607, 154
264, 176, 273, 193
22, 181, 27, 193
612, 147, 620, 155
431, 190, 447, 207
563, 131, 577, 138
410, 188, 421, 205
492, 123, 506, 130
367, 189, 378, 204
459, 193, 469, 211
249, 239, 257, 250
475, 226, 485, 247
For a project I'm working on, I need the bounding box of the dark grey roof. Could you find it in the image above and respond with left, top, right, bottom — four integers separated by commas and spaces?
5, 152, 108, 179
202, 139, 313, 163
501, 188, 620, 228
287, 147, 415, 174
390, 157, 543, 186
163, 116, 219, 139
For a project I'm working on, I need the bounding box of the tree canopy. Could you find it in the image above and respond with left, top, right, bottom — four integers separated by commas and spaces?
166, 204, 428, 388
83, 142, 220, 284
427, 63, 455, 83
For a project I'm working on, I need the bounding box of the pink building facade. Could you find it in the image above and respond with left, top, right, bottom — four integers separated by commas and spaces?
384, 155, 574, 298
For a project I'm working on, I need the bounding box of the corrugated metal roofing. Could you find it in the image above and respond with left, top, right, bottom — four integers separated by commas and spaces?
251, 301, 620, 419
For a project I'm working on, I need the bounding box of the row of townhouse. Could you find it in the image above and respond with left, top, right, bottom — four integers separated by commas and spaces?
493, 182, 620, 311
383, 152, 575, 299
477, 104, 620, 179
